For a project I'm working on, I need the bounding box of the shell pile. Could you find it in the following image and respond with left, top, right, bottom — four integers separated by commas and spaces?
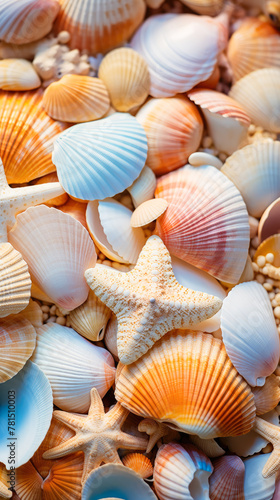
1, 0, 280, 499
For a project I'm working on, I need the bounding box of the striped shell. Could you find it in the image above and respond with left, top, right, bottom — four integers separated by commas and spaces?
130, 199, 168, 228
209, 456, 245, 500
69, 289, 111, 342
122, 453, 153, 479
0, 59, 41, 91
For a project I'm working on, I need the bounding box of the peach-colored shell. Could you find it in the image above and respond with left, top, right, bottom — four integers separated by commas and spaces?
42, 452, 84, 500
15, 461, 43, 500
122, 453, 153, 479
252, 375, 280, 415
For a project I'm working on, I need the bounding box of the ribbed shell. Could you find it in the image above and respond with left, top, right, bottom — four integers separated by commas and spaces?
130, 199, 168, 228
127, 166, 156, 208
10, 299, 43, 328
53, 0, 146, 54
15, 461, 43, 500
69, 289, 111, 342
115, 330, 256, 438
42, 452, 84, 500
122, 453, 153, 479
253, 375, 280, 415
209, 456, 245, 500
243, 454, 276, 500
155, 164, 250, 284
0, 59, 41, 91
180, 0, 224, 15
0, 89, 67, 184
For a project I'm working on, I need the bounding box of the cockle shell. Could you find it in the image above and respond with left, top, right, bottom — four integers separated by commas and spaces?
42, 452, 84, 500
0, 361, 53, 467
0, 59, 40, 91
32, 323, 115, 412
0, 89, 67, 184
221, 140, 280, 218
155, 164, 250, 284
131, 199, 168, 228
180, 0, 224, 15
43, 75, 110, 123
136, 96, 203, 175
8, 205, 96, 311
15, 461, 43, 500
122, 453, 153, 479
69, 289, 111, 342
115, 330, 256, 438
258, 198, 280, 243
52, 113, 148, 201
53, 0, 146, 54
253, 375, 280, 415
127, 166, 157, 208
0, 0, 60, 44
229, 68, 280, 133
243, 454, 276, 500
209, 456, 245, 500
98, 48, 150, 112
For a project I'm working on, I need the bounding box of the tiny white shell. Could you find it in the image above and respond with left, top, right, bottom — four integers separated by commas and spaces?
127, 166, 157, 208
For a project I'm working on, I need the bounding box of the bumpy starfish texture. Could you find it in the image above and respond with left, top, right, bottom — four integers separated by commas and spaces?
254, 416, 280, 478
43, 388, 148, 484
85, 235, 222, 365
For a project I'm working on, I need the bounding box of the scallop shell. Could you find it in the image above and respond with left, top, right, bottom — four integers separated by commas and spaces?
122, 453, 153, 479
127, 166, 156, 208
209, 456, 245, 500
42, 453, 84, 500
32, 323, 115, 412
32, 172, 69, 207
59, 197, 87, 228
136, 96, 203, 175
43, 75, 110, 123
155, 164, 250, 284
0, 0, 60, 44
188, 89, 250, 155
227, 18, 280, 82
0, 361, 53, 468
180, 0, 224, 15
115, 330, 256, 438
243, 454, 276, 500
221, 140, 280, 218
154, 443, 213, 500
11, 298, 43, 328
52, 113, 148, 201
0, 316, 36, 383
0, 59, 40, 91
8, 205, 96, 311
253, 375, 280, 415
15, 461, 43, 500
53, 0, 146, 54
258, 198, 280, 243
69, 289, 111, 342
131, 199, 168, 228
98, 48, 150, 112
229, 68, 280, 133
0, 89, 67, 184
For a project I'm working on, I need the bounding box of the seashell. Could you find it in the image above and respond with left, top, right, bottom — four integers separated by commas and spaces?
180, 0, 224, 15
104, 313, 119, 361
189, 436, 225, 458
86, 199, 145, 264
188, 152, 223, 169
0, 360, 53, 468
0, 89, 67, 184
115, 330, 256, 438
154, 443, 213, 500
98, 48, 150, 112
227, 18, 280, 82
254, 234, 280, 269
52, 113, 148, 201
131, 12, 228, 98
69, 289, 111, 342
122, 453, 153, 479
220, 281, 279, 387
0, 0, 60, 44
0, 59, 40, 91
188, 89, 250, 155
209, 455, 245, 500
42, 452, 84, 500
15, 461, 43, 500
31, 282, 52, 304
229, 68, 280, 133
11, 298, 42, 329
155, 164, 250, 284
253, 375, 280, 415
0, 316, 36, 383
258, 198, 280, 243
81, 464, 157, 500
127, 166, 156, 208
221, 140, 280, 218
130, 199, 168, 228
43, 75, 110, 123
8, 205, 96, 311
243, 454, 276, 500
32, 172, 69, 207
146, 0, 164, 7
32, 323, 115, 412
136, 96, 203, 175
238, 254, 254, 284
0, 243, 31, 318
0, 464, 12, 499
58, 197, 87, 228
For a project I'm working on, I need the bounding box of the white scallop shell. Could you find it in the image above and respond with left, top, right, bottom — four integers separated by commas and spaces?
127, 166, 157, 208
131, 199, 168, 227
0, 59, 41, 91
243, 454, 276, 500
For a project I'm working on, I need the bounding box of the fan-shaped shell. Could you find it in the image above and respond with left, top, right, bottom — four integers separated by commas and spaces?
258, 198, 280, 243
127, 166, 156, 208
229, 68, 280, 133
0, 361, 53, 468
122, 453, 153, 479
155, 164, 250, 284
53, 0, 146, 54
115, 330, 256, 438
58, 197, 87, 228
8, 205, 96, 311
32, 323, 115, 412
0, 89, 67, 184
11, 298, 43, 328
52, 113, 148, 201
15, 461, 43, 500
98, 48, 150, 112
69, 289, 111, 342
221, 140, 280, 218
43, 75, 110, 123
243, 454, 276, 500
136, 96, 203, 175
131, 199, 168, 228
180, 0, 224, 15
42, 452, 84, 500
0, 59, 40, 91
209, 456, 245, 500
0, 0, 60, 44
253, 375, 280, 416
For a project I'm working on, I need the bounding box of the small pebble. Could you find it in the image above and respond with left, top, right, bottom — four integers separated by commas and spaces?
256, 274, 265, 284
274, 306, 280, 319
102, 260, 112, 267
275, 293, 280, 305
42, 312, 49, 322
46, 316, 56, 323
252, 262, 259, 273
50, 305, 56, 316
251, 236, 259, 249
41, 305, 50, 313
56, 316, 67, 326
249, 248, 256, 259
272, 299, 278, 308
266, 253, 275, 264
218, 152, 227, 163
99, 253, 106, 261
256, 255, 266, 268
263, 283, 273, 292
202, 136, 213, 149
268, 292, 275, 300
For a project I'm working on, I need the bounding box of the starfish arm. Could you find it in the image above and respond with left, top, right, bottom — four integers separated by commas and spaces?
262, 449, 280, 478
51, 409, 84, 432
43, 434, 84, 460
9, 182, 65, 217
138, 419, 170, 453
117, 431, 148, 451
88, 388, 105, 419
108, 402, 130, 429
85, 266, 132, 314
132, 235, 174, 284
82, 448, 122, 484
254, 416, 280, 445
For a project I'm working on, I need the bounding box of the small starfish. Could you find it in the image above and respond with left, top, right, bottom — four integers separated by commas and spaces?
43, 388, 148, 484
254, 416, 280, 477
138, 418, 180, 453
0, 158, 65, 242
85, 235, 222, 364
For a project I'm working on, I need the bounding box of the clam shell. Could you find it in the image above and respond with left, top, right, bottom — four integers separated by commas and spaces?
115, 330, 256, 438
0, 89, 67, 184
131, 199, 168, 227
15, 461, 43, 500
229, 68, 280, 133
0, 0, 59, 44
98, 48, 150, 112
221, 140, 280, 218
243, 454, 276, 500
43, 75, 110, 123
180, 0, 224, 15
8, 205, 96, 311
155, 164, 250, 284
127, 166, 156, 208
53, 0, 146, 54
0, 361, 53, 468
209, 455, 245, 500
0, 59, 40, 91
69, 289, 111, 342
136, 96, 203, 175
42, 452, 84, 500
52, 113, 148, 201
122, 453, 153, 479
253, 374, 280, 416
258, 198, 280, 243
32, 323, 115, 412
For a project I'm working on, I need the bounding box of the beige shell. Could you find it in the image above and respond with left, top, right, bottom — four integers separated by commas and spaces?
180, 0, 224, 15
43, 75, 110, 123
11, 299, 43, 328
98, 48, 150, 112
130, 199, 168, 228
127, 166, 156, 208
69, 289, 111, 342
0, 59, 40, 90
104, 313, 119, 361
253, 375, 280, 416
